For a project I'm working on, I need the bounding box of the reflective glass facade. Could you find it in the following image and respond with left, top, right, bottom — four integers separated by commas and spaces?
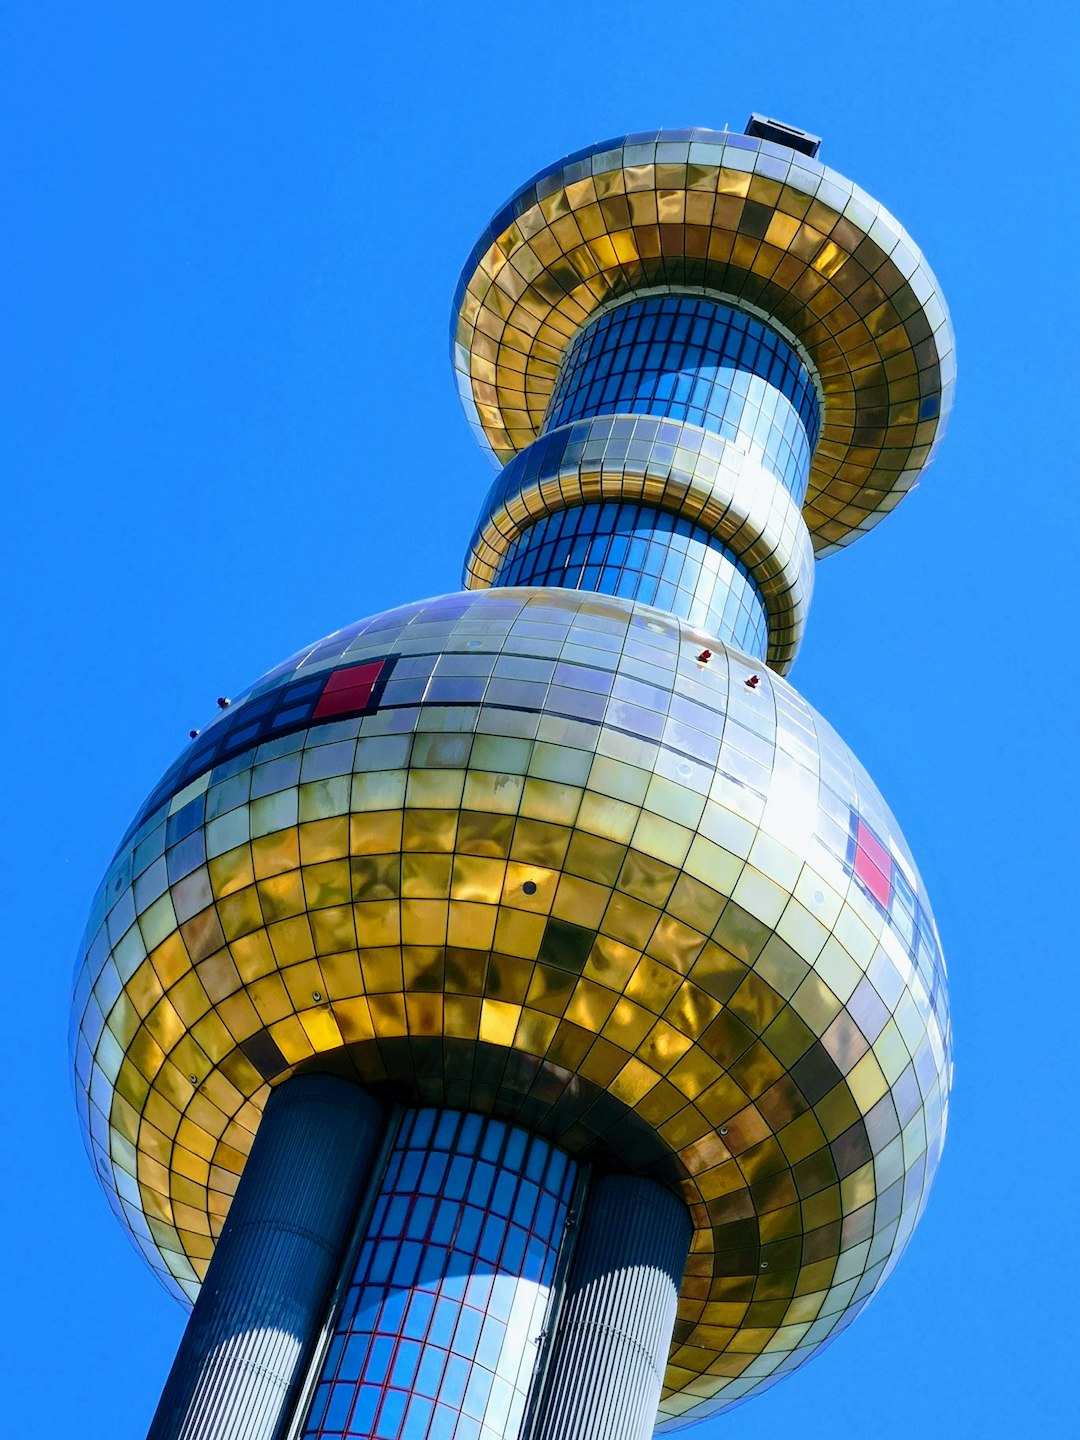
74, 125, 957, 1434
543, 296, 820, 503
490, 502, 768, 658
451, 128, 955, 555
480, 296, 817, 657
302, 1109, 576, 1440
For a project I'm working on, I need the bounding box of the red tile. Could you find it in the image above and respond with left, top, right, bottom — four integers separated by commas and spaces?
312, 661, 385, 719
322, 661, 384, 694
854, 819, 892, 908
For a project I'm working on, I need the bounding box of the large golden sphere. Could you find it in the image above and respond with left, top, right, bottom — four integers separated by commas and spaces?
72, 588, 950, 1423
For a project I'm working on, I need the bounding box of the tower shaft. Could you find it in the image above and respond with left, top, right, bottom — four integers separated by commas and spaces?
146, 1077, 383, 1440
301, 1108, 577, 1440
72, 120, 954, 1440
149, 1085, 694, 1440
468, 293, 820, 665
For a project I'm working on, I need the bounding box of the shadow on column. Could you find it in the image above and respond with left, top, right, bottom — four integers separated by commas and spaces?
528, 1174, 692, 1440
146, 1074, 385, 1440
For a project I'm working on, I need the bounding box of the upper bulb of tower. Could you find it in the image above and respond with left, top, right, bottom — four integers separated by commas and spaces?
454, 119, 954, 673
72, 116, 955, 1438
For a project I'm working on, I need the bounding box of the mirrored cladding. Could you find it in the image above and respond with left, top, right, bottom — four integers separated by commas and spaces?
72, 588, 951, 1425
452, 128, 955, 556
301, 1109, 576, 1440
490, 502, 769, 660
544, 296, 820, 505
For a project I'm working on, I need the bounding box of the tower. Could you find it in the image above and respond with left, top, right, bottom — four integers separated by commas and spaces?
71, 120, 954, 1439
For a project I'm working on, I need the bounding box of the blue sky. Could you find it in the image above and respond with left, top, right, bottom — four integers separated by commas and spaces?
3, 2, 1078, 1435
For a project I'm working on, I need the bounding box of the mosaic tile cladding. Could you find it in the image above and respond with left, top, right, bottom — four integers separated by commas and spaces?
452, 127, 954, 556
72, 122, 955, 1432
541, 297, 820, 502
72, 588, 951, 1424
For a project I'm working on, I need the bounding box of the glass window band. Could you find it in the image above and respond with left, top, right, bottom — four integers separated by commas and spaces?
543, 295, 820, 505
489, 500, 769, 659
302, 1109, 577, 1440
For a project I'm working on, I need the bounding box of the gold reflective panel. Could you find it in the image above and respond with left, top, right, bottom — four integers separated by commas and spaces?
453, 131, 954, 558
72, 589, 950, 1423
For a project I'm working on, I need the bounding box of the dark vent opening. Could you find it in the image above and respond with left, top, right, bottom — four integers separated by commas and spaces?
745, 114, 821, 159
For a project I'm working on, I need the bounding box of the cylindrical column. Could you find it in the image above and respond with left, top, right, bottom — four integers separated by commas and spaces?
147, 1074, 385, 1440
471, 293, 821, 661
528, 1175, 693, 1440
300, 1108, 578, 1440
542, 296, 820, 503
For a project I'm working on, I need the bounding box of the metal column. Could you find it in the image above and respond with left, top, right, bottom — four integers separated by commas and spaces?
529, 1174, 692, 1440
146, 1074, 384, 1440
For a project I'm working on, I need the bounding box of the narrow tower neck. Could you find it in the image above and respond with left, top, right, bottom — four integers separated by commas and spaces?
465, 294, 820, 668
491, 499, 770, 657
543, 295, 819, 503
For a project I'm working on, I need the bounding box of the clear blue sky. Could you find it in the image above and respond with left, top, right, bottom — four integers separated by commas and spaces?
3, 2, 1077, 1436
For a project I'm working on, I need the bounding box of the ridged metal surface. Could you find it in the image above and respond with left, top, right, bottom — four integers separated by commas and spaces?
529, 1176, 692, 1440
146, 1075, 383, 1440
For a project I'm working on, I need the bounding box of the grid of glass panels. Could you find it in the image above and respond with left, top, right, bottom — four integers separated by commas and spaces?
72, 588, 951, 1421
490, 502, 768, 658
453, 129, 956, 554
543, 296, 820, 503
302, 1109, 576, 1440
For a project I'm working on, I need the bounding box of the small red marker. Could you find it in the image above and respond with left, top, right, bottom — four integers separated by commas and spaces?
696, 649, 712, 665
745, 674, 761, 689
